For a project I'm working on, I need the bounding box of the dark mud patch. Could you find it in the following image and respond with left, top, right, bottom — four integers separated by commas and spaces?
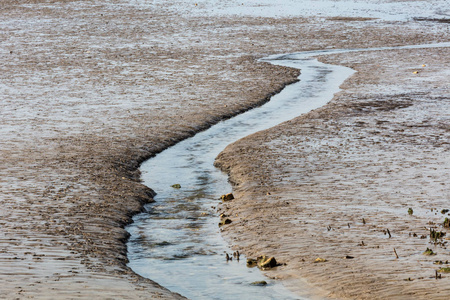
327, 16, 377, 22
350, 98, 413, 113
414, 17, 450, 24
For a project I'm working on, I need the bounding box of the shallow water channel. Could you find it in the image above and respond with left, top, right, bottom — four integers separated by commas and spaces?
126, 43, 449, 299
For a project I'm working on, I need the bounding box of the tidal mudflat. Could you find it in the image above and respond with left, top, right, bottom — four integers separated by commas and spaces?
1, 0, 449, 299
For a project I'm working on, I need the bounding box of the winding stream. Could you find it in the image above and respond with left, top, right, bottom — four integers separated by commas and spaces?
126, 43, 450, 299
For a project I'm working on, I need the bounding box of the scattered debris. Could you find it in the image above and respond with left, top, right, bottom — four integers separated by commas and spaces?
394, 248, 399, 259
430, 228, 446, 241
404, 277, 414, 281
435, 270, 442, 279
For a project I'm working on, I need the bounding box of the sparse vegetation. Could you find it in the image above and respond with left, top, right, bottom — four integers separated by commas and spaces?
430, 229, 446, 241
423, 248, 436, 256
438, 267, 450, 273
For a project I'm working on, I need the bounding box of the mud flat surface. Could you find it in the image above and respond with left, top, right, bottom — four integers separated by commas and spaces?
1, 0, 449, 299
216, 46, 450, 299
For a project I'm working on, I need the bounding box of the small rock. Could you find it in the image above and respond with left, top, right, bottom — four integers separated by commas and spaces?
314, 257, 327, 263
257, 255, 277, 269
246, 258, 257, 268
250, 281, 267, 286
218, 218, 232, 227
408, 208, 413, 215
171, 184, 181, 189
248, 255, 279, 269
221, 193, 234, 201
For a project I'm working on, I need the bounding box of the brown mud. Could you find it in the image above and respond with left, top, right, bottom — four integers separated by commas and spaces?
1, 0, 449, 299
216, 47, 450, 299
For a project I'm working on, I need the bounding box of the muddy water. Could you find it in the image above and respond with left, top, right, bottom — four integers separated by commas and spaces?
126, 43, 449, 299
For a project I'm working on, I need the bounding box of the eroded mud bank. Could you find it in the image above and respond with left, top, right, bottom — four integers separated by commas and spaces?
215, 46, 450, 299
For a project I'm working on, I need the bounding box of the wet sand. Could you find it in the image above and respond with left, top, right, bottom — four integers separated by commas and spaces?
1, 0, 449, 299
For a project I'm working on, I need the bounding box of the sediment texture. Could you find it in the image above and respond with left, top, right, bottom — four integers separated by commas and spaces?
216, 47, 450, 299
1, 0, 448, 298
